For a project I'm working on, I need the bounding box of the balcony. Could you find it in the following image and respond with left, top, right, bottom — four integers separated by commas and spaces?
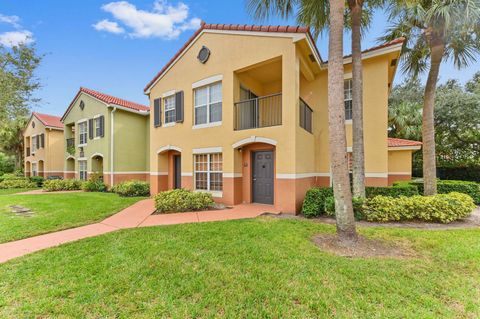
66, 138, 75, 155
234, 93, 282, 130
26, 147, 30, 157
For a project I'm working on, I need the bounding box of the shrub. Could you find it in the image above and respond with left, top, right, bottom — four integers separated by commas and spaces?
363, 192, 476, 223
29, 176, 45, 187
302, 185, 417, 218
366, 185, 419, 198
155, 189, 214, 213
302, 187, 334, 217
0, 179, 37, 189
81, 174, 107, 192
112, 180, 150, 197
324, 196, 365, 220
1, 173, 26, 181
395, 180, 480, 204
43, 179, 83, 192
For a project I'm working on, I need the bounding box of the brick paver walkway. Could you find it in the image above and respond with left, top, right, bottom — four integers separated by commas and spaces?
0, 200, 278, 263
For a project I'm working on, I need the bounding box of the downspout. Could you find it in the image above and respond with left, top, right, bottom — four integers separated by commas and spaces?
110, 107, 117, 186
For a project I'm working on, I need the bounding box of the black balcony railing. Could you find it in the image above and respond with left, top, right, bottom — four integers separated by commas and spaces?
234, 93, 282, 130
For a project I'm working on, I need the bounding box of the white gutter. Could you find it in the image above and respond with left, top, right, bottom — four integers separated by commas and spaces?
110, 107, 117, 186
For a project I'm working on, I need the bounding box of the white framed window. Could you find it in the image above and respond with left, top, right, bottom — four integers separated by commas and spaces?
164, 95, 176, 124
194, 82, 222, 126
78, 121, 87, 145
79, 160, 87, 180
32, 163, 37, 177
95, 117, 101, 137
31, 135, 37, 153
194, 153, 223, 191
344, 79, 353, 121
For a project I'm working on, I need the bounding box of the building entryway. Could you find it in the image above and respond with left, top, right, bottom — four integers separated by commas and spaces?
173, 155, 181, 189
252, 150, 274, 204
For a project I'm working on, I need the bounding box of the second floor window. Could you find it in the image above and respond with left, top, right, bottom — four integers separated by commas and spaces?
95, 117, 101, 137
344, 79, 353, 121
194, 82, 222, 126
164, 95, 176, 124
31, 136, 37, 153
79, 121, 87, 145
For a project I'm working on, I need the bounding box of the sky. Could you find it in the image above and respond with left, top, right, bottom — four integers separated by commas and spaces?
1, 0, 479, 117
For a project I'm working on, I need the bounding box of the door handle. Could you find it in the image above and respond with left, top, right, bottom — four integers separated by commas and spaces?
253, 178, 257, 181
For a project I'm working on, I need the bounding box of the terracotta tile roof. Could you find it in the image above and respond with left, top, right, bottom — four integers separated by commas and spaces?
79, 87, 149, 111
331, 37, 405, 61
62, 87, 149, 121
388, 137, 422, 148
144, 22, 319, 93
33, 112, 64, 129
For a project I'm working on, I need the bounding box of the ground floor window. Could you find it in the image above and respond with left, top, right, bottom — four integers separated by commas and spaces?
194, 153, 223, 191
79, 160, 87, 180
32, 163, 37, 177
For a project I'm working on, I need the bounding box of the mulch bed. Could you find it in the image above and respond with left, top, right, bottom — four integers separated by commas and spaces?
312, 234, 417, 259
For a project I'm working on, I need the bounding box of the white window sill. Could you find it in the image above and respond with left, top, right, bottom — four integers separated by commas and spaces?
345, 119, 352, 124
94, 136, 101, 140
194, 189, 223, 198
163, 122, 176, 127
192, 121, 222, 130
78, 144, 87, 147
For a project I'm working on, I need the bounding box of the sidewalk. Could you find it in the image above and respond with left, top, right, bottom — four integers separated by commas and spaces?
0, 200, 278, 263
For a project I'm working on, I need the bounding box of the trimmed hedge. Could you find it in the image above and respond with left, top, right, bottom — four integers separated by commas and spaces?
302, 185, 418, 218
0, 179, 37, 189
366, 185, 419, 198
112, 180, 150, 197
395, 180, 480, 204
155, 189, 214, 213
43, 179, 83, 192
363, 192, 476, 223
29, 176, 45, 187
302, 187, 333, 218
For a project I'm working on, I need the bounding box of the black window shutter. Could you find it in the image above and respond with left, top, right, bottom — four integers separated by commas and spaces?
154, 98, 161, 127
100, 116, 105, 137
175, 91, 184, 123
36, 135, 40, 149
41, 134, 45, 148
89, 119, 94, 139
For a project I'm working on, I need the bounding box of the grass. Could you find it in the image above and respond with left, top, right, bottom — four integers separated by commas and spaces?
0, 218, 479, 318
0, 192, 144, 243
0, 188, 39, 195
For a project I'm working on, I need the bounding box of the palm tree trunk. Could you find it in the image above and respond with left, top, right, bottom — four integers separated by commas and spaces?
328, 0, 357, 244
423, 40, 444, 195
349, 0, 366, 198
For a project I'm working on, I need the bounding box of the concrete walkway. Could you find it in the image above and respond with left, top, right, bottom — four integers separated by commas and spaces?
0, 200, 278, 263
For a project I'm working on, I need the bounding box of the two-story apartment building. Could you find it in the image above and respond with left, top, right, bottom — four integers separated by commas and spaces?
23, 112, 64, 178
61, 87, 150, 186
144, 23, 421, 213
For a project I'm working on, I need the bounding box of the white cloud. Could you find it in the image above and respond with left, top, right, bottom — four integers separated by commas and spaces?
0, 30, 34, 47
94, 0, 201, 39
93, 19, 125, 34
0, 14, 20, 28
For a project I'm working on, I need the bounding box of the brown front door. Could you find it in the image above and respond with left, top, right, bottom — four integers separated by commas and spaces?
252, 151, 274, 204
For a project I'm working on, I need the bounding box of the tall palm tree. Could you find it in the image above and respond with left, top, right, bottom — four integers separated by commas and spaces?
383, 0, 480, 195
327, 0, 357, 243
247, 0, 357, 242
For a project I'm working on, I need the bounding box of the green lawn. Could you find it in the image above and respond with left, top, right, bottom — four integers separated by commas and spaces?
0, 192, 144, 243
0, 218, 478, 318
0, 188, 39, 195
